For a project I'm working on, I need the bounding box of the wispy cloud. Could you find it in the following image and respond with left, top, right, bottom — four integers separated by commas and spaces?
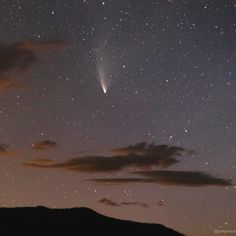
99, 198, 148, 207
120, 201, 148, 208
23, 159, 56, 167
32, 140, 58, 151
0, 144, 10, 157
99, 198, 120, 207
91, 170, 232, 187
0, 76, 22, 94
0, 144, 19, 157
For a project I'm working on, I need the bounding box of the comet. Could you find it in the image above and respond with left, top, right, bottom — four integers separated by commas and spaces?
101, 81, 107, 93
97, 63, 110, 94
98, 70, 107, 93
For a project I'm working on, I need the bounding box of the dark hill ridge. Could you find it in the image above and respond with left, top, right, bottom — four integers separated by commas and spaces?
0, 206, 185, 235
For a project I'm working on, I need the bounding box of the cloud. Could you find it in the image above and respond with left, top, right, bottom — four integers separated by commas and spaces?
112, 142, 193, 156
23, 159, 56, 167
0, 144, 19, 157
99, 198, 148, 207
23, 142, 190, 172
99, 198, 120, 207
90, 170, 232, 187
136, 170, 233, 186
0, 144, 9, 156
120, 202, 148, 208
23, 142, 233, 187
0, 75, 22, 94
32, 140, 58, 151
0, 39, 65, 93
111, 142, 193, 168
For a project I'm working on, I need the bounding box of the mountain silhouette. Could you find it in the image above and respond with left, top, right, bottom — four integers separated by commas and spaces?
0, 206, 185, 235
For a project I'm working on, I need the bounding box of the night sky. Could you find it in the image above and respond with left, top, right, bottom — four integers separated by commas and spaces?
0, 1, 236, 235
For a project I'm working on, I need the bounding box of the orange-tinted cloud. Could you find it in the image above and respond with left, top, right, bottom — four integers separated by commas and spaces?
23, 158, 56, 167
0, 144, 19, 157
0, 75, 22, 94
0, 144, 9, 156
32, 140, 58, 151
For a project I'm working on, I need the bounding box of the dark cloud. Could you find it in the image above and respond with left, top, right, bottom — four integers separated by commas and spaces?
90, 170, 232, 187
111, 142, 193, 168
0, 144, 9, 157
23, 142, 233, 187
23, 142, 190, 171
112, 142, 193, 156
99, 198, 120, 207
99, 198, 148, 208
32, 140, 58, 151
0, 39, 65, 93
136, 170, 233, 186
0, 144, 19, 157
121, 202, 148, 208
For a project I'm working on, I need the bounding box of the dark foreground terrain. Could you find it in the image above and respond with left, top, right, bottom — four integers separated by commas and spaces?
0, 206, 184, 235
